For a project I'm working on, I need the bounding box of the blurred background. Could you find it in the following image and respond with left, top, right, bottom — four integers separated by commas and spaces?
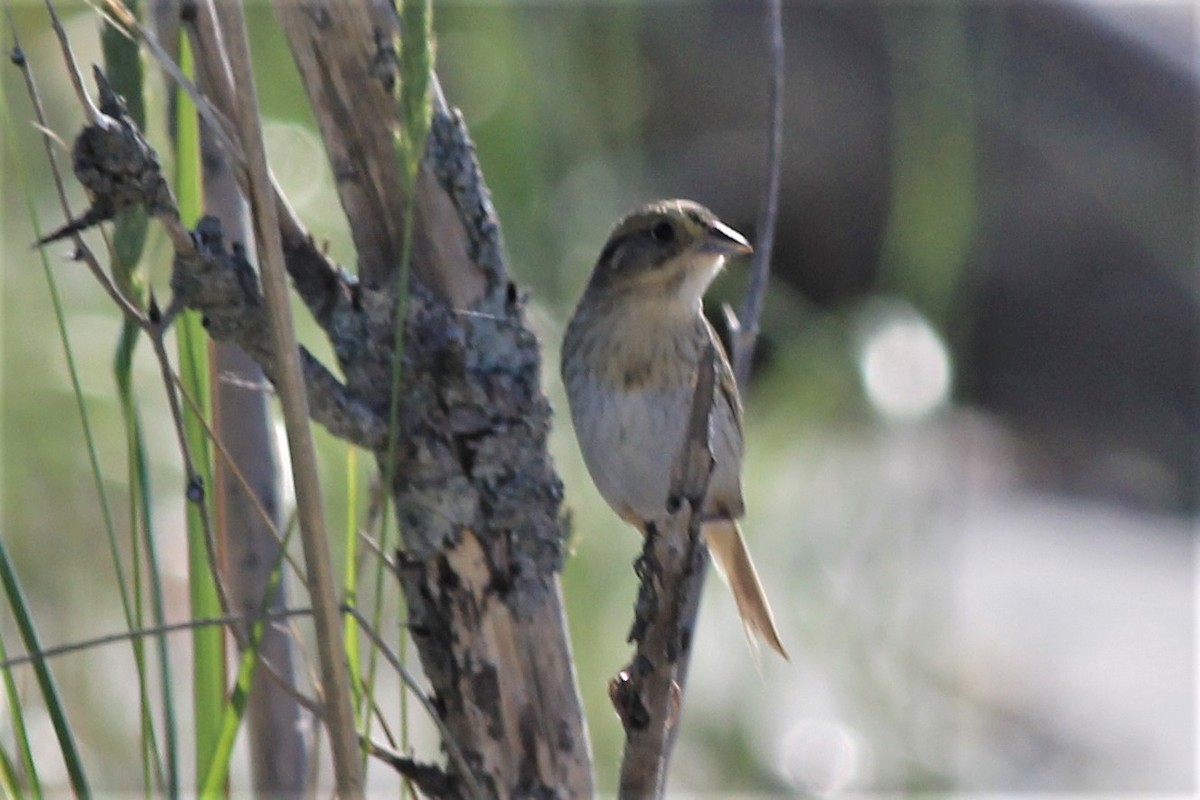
2, 0, 1196, 794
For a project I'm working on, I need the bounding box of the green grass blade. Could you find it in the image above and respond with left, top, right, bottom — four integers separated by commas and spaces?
197, 513, 297, 797
0, 630, 41, 798
197, 630, 259, 799
0, 69, 46, 800
173, 35, 224, 788
376, 0, 436, 761
342, 447, 367, 734
0, 538, 89, 796
116, 331, 177, 798
0, 735, 24, 799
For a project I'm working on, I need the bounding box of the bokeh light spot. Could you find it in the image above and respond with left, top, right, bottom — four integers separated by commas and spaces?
856, 300, 952, 420
778, 717, 863, 797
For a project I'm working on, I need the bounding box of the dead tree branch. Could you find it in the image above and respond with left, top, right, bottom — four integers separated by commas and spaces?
37, 0, 594, 794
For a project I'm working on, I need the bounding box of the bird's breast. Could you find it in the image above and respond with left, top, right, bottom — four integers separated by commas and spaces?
562, 299, 744, 525
564, 375, 694, 524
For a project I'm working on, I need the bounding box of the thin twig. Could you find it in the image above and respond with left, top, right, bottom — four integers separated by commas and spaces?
0, 608, 313, 671
0, 601, 323, 721
171, 372, 310, 585
148, 330, 242, 627
43, 0, 102, 123
99, 0, 246, 168
356, 528, 402, 583
729, 0, 785, 392
218, 3, 364, 793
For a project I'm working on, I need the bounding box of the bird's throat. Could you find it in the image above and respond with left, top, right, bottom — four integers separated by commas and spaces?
582, 297, 706, 392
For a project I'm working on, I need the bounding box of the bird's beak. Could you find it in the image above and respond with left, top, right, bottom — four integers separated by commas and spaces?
699, 219, 753, 256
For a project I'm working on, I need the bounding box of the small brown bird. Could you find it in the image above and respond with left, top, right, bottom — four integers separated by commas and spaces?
561, 199, 788, 659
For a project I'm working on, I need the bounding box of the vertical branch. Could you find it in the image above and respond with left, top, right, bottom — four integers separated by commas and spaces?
272, 2, 594, 795
217, 3, 363, 794
202, 104, 310, 794
270, 0, 487, 307
614, 345, 718, 798
727, 0, 785, 392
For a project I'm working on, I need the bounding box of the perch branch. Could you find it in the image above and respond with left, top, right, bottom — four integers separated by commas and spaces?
614, 345, 718, 798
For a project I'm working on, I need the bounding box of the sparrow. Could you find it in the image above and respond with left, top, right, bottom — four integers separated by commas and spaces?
561, 199, 787, 659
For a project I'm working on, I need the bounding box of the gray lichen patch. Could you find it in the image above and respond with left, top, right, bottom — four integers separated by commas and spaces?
382, 277, 567, 587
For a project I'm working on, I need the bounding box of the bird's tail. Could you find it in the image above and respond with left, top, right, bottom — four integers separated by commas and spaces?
703, 519, 789, 661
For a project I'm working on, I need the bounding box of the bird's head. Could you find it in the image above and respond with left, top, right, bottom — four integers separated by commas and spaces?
585, 199, 752, 311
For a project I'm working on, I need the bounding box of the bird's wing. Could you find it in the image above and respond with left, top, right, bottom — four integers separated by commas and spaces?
704, 317, 744, 442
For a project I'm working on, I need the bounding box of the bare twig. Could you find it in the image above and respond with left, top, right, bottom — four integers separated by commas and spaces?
171, 361, 308, 585
355, 528, 402, 583
148, 330, 241, 636
43, 0, 102, 123
614, 345, 718, 798
726, 0, 785, 393
218, 2, 363, 793
0, 599, 323, 721
0, 608, 314, 671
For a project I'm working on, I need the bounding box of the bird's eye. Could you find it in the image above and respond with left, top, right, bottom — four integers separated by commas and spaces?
650, 221, 675, 243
